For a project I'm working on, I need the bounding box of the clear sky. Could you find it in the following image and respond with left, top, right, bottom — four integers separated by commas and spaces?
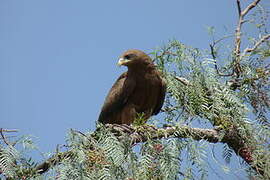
0, 0, 261, 179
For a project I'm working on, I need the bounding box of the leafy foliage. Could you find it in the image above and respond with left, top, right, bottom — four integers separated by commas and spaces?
0, 145, 19, 178
44, 129, 183, 180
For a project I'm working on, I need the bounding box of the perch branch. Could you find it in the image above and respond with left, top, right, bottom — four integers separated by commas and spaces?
32, 124, 263, 176
33, 125, 220, 175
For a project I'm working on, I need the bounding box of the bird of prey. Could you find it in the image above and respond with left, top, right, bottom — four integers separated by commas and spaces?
98, 49, 166, 125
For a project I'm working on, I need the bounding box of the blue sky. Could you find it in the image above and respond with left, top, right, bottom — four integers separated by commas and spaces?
0, 0, 261, 179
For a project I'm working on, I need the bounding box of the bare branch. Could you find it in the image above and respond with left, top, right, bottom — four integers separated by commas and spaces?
234, 0, 261, 54
242, 0, 261, 17
234, 0, 261, 76
0, 129, 18, 133
234, 0, 243, 59
243, 34, 270, 55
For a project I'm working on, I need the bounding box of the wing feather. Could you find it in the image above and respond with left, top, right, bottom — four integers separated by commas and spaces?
98, 72, 136, 124
152, 76, 166, 115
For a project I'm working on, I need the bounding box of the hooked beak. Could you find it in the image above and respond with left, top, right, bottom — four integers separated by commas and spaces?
117, 58, 131, 66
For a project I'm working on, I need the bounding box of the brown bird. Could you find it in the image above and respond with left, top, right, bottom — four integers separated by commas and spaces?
98, 49, 166, 125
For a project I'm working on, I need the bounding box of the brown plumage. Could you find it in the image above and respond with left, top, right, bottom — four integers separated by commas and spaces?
98, 49, 166, 125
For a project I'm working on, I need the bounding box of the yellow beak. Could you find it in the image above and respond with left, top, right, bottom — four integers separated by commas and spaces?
117, 58, 131, 66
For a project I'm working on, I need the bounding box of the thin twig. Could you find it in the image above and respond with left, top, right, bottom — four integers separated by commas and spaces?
207, 34, 235, 77
209, 44, 234, 77
210, 44, 218, 73
213, 35, 234, 45
174, 76, 190, 86
243, 34, 270, 55
0, 128, 14, 146
0, 129, 18, 133
164, 51, 178, 56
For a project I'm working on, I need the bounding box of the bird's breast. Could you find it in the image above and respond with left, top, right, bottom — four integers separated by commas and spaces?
129, 73, 161, 113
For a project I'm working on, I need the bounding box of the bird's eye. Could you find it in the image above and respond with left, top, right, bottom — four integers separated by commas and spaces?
124, 55, 131, 59
124, 54, 135, 60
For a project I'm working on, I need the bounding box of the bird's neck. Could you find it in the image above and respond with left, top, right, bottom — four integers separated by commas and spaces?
127, 63, 155, 76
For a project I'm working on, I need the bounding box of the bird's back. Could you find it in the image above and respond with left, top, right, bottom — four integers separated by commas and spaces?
98, 69, 166, 125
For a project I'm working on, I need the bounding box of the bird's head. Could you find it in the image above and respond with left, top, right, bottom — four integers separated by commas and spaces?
118, 49, 152, 67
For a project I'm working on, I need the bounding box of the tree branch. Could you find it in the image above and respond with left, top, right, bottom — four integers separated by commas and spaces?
241, 0, 261, 17
234, 0, 261, 76
0, 129, 18, 133
32, 124, 263, 177
243, 34, 270, 55
33, 125, 220, 175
